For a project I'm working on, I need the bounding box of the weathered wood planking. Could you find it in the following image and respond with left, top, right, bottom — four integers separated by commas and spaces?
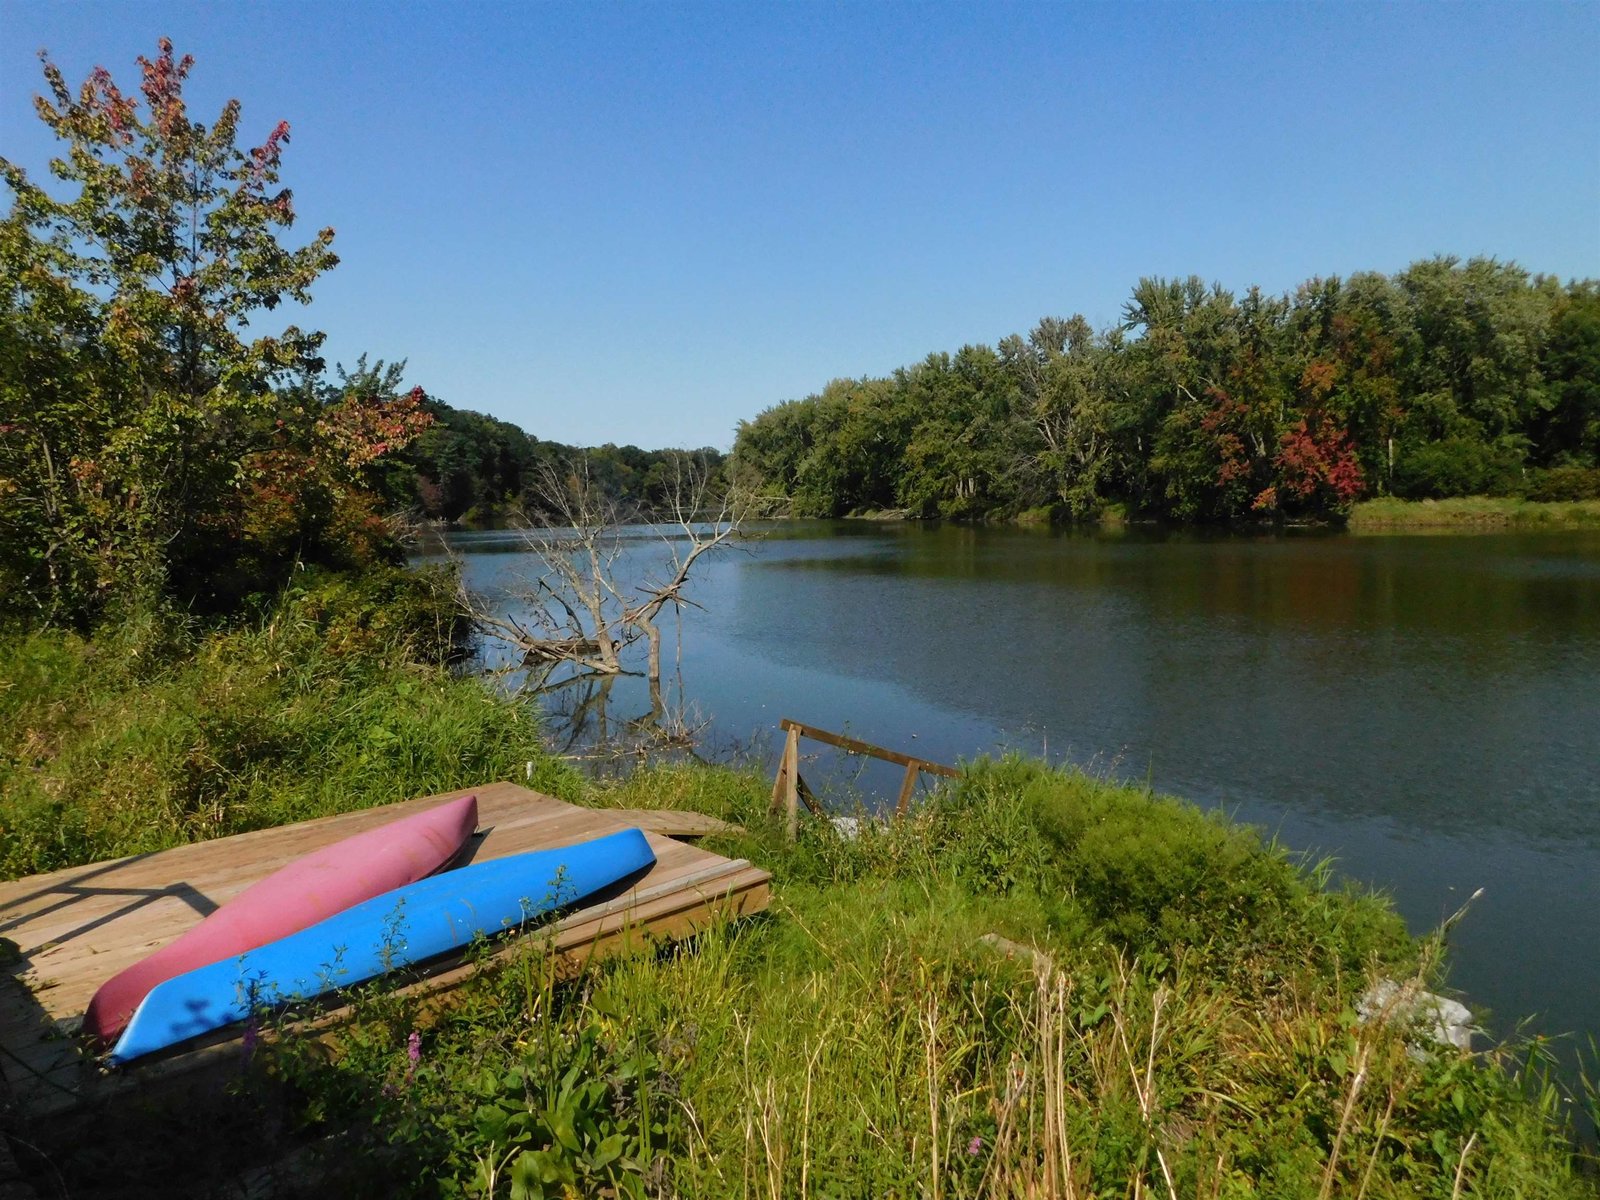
604, 808, 744, 838
0, 783, 769, 1123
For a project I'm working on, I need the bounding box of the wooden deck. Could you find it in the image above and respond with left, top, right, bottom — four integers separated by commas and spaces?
0, 783, 769, 1125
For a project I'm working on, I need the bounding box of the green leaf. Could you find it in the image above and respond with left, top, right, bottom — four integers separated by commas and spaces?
591, 1132, 625, 1169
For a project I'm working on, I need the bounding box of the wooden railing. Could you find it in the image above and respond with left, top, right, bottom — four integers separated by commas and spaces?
768, 718, 960, 839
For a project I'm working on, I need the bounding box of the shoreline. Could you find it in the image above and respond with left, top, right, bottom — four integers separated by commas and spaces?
836, 496, 1600, 534
1346, 496, 1600, 531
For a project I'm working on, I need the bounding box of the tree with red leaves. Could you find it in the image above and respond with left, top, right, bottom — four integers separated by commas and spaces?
1273, 416, 1365, 515
0, 40, 424, 620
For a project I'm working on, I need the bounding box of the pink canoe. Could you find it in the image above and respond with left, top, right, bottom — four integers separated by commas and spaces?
83, 794, 479, 1044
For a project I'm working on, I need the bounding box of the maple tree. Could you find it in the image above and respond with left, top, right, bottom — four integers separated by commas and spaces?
0, 40, 427, 621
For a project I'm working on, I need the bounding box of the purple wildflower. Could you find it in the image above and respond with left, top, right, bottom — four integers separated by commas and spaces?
967, 1135, 983, 1156
404, 1029, 422, 1084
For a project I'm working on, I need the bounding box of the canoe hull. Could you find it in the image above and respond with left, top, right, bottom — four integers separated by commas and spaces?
84, 794, 479, 1044
109, 827, 656, 1064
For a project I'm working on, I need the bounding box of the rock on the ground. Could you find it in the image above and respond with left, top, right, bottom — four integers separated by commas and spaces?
1358, 979, 1474, 1051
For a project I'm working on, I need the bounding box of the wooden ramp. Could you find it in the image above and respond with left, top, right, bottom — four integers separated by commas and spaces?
0, 783, 768, 1125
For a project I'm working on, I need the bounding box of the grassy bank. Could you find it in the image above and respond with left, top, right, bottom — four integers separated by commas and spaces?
1348, 497, 1600, 532
2, 582, 1595, 1197
0, 567, 579, 879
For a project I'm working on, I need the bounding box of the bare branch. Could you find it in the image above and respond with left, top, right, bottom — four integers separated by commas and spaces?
460, 448, 767, 685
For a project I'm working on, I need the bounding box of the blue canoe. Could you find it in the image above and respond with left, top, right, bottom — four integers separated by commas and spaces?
109, 828, 656, 1064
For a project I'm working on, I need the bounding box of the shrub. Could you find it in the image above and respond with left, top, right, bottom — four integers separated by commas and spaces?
0, 572, 575, 879
272, 564, 473, 666
1526, 465, 1600, 502
1393, 437, 1528, 498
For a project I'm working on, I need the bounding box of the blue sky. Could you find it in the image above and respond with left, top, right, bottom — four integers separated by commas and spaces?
3, 2, 1597, 449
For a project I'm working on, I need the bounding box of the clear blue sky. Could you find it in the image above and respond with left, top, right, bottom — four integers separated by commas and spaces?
3, 2, 1598, 449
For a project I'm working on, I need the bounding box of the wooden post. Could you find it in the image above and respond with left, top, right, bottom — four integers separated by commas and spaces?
782, 725, 801, 841
896, 760, 921, 815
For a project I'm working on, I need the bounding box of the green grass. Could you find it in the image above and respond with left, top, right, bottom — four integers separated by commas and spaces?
1348, 496, 1600, 531
236, 763, 1591, 1197
0, 568, 579, 878
2, 587, 1594, 1197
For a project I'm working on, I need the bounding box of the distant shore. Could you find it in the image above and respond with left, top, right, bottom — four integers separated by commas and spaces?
1346, 496, 1600, 531
838, 496, 1600, 533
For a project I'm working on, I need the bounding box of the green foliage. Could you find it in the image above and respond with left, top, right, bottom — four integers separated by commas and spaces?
370, 394, 732, 527
1393, 435, 1529, 499
0, 43, 438, 625
1526, 465, 1600, 502
0, 568, 578, 878
459, 1021, 663, 1198
273, 563, 473, 666
731, 257, 1600, 526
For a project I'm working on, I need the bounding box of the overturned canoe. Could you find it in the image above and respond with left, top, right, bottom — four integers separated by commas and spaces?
84, 794, 479, 1045
108, 827, 656, 1064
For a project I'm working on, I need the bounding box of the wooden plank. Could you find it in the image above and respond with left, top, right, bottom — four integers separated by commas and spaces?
778, 718, 959, 777
768, 740, 790, 815
60, 862, 773, 1121
793, 772, 825, 817
0, 784, 771, 1128
602, 809, 744, 838
3, 799, 658, 986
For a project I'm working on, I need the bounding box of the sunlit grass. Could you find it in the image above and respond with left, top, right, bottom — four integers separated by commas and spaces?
1349, 496, 1600, 531
0, 569, 579, 879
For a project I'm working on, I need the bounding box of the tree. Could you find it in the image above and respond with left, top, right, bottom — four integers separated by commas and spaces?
728, 258, 1593, 525
465, 451, 752, 687
1533, 282, 1600, 466
1000, 317, 1115, 516
223, 356, 432, 606
0, 39, 341, 620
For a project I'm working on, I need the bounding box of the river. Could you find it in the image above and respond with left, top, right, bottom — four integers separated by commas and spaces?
424, 521, 1600, 1061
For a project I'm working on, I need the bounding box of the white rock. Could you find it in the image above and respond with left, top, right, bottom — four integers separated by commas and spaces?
830, 816, 862, 840
1358, 978, 1473, 1051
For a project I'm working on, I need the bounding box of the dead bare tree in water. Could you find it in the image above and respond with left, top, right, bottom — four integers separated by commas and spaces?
464, 450, 755, 692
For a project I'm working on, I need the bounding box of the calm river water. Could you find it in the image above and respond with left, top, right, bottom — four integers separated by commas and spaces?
428, 522, 1600, 1058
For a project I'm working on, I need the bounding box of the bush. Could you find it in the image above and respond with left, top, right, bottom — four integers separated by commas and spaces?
945, 758, 1412, 980
272, 564, 473, 666
1393, 436, 1529, 498
0, 571, 576, 879
1526, 465, 1600, 502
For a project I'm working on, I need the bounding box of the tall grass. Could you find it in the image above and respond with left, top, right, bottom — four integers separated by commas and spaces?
0, 568, 578, 878
1348, 496, 1600, 531
150, 759, 1584, 1199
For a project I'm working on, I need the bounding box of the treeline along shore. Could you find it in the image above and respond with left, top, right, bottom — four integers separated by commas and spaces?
369, 257, 1600, 534
731, 258, 1600, 525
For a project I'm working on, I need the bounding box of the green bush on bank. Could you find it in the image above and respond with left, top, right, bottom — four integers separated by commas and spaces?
0, 567, 577, 878
1527, 466, 1600, 502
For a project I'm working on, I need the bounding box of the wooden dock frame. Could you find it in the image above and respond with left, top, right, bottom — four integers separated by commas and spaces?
768, 717, 960, 838
0, 783, 769, 1142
